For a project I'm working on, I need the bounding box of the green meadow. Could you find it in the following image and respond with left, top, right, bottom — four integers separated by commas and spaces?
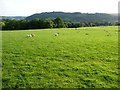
2, 26, 119, 88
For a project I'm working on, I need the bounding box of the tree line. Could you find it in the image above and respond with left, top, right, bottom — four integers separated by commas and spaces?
1, 17, 118, 30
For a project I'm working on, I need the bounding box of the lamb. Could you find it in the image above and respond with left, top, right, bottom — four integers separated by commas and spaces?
27, 34, 35, 37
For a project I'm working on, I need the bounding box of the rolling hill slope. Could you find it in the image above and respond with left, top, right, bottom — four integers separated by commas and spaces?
26, 12, 118, 23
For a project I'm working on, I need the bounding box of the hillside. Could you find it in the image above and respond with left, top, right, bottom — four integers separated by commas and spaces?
2, 16, 26, 20
26, 12, 118, 23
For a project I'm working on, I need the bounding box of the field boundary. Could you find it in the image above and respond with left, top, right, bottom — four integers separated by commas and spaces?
118, 1, 120, 88
0, 16, 2, 90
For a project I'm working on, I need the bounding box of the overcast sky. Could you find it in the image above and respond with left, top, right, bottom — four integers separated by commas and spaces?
0, 0, 119, 16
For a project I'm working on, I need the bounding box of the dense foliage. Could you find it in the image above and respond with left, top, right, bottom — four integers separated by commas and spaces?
1, 17, 118, 30
2, 17, 65, 30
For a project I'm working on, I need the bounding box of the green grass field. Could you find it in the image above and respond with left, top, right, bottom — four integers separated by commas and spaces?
2, 26, 119, 88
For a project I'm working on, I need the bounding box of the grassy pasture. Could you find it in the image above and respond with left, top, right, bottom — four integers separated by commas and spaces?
2, 26, 119, 88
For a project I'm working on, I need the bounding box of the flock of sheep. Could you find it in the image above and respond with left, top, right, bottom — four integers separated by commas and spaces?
27, 32, 60, 37
26, 29, 117, 38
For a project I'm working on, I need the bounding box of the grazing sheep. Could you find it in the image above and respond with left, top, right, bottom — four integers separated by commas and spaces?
55, 33, 59, 36
27, 34, 32, 37
27, 34, 35, 37
31, 34, 35, 37
54, 32, 59, 36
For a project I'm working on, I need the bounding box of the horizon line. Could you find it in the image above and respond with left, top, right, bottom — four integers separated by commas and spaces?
1, 11, 118, 17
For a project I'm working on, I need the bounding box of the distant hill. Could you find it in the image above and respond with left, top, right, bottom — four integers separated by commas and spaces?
2, 16, 26, 20
26, 12, 118, 23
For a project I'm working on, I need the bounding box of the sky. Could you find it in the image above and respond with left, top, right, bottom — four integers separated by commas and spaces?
0, 0, 119, 16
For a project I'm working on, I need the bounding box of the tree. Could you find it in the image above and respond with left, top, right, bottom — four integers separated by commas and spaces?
2, 19, 19, 30
43, 19, 54, 28
54, 17, 65, 28
28, 18, 42, 29
19, 20, 29, 29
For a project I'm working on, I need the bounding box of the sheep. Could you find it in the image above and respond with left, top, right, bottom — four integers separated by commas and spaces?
54, 32, 59, 36
55, 33, 59, 36
27, 34, 35, 37
57, 32, 60, 34
31, 34, 35, 37
27, 34, 32, 37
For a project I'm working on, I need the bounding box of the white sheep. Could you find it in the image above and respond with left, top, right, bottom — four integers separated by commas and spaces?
27, 34, 32, 37
31, 34, 35, 37
27, 34, 35, 37
54, 33, 59, 36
